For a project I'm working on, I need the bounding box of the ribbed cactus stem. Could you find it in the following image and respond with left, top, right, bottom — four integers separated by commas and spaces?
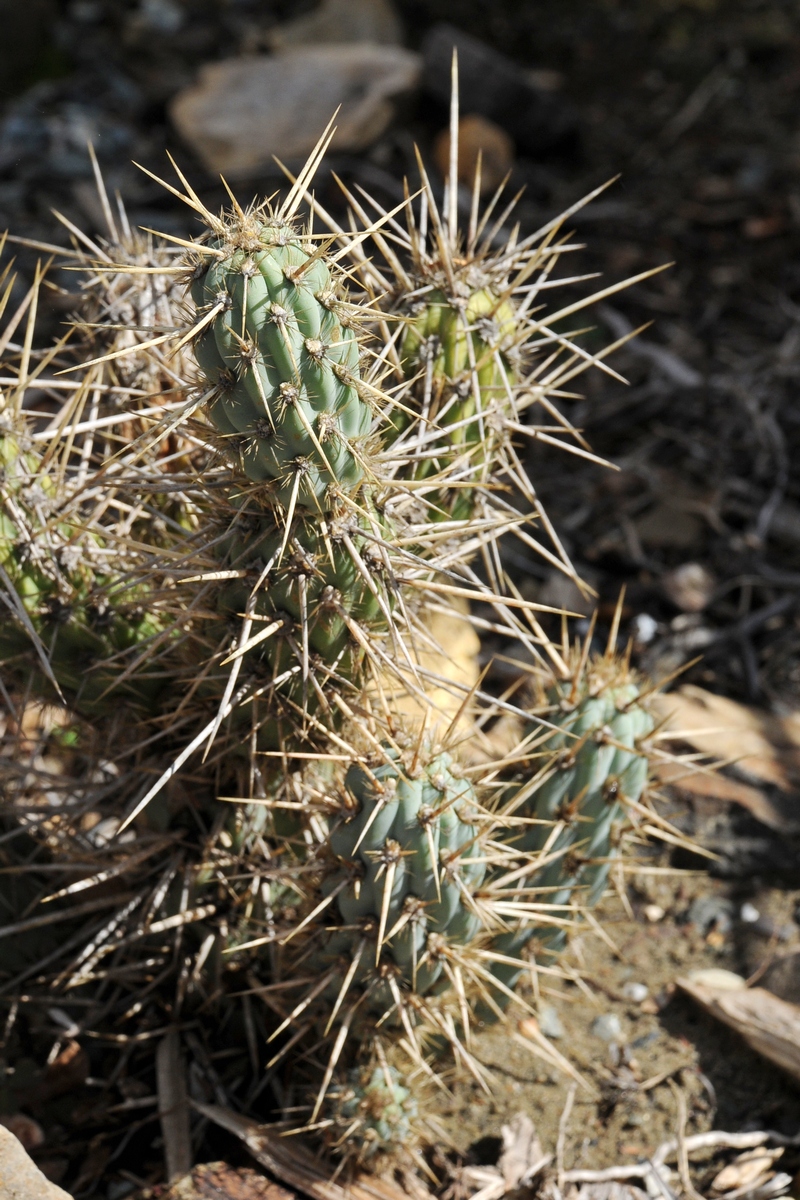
190, 218, 373, 511
490, 673, 654, 987
321, 749, 485, 996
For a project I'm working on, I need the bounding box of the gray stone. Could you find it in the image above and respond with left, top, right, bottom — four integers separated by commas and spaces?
538, 1003, 565, 1039
661, 562, 716, 613
622, 982, 649, 1003
591, 1013, 623, 1043
268, 0, 403, 49
0, 1125, 73, 1200
170, 44, 421, 177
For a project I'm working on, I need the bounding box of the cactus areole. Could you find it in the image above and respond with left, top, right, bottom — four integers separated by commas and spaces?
190, 219, 373, 511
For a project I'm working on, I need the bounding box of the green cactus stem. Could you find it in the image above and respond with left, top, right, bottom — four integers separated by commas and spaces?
490, 651, 655, 987
327, 1060, 420, 1165
190, 216, 374, 512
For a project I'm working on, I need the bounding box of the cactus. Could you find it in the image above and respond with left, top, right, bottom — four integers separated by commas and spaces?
0, 423, 166, 714
321, 747, 486, 995
189, 214, 373, 512
326, 1059, 420, 1167
0, 107, 695, 1191
489, 641, 655, 989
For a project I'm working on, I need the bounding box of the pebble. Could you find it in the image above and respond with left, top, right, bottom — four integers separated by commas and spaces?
643, 903, 666, 923
622, 982, 649, 1003
537, 1003, 565, 1039
0, 1125, 72, 1200
134, 0, 184, 35
591, 1013, 623, 1042
421, 22, 575, 156
632, 612, 659, 645
170, 45, 421, 177
432, 114, 514, 194
268, 0, 403, 48
740, 901, 760, 923
661, 562, 716, 613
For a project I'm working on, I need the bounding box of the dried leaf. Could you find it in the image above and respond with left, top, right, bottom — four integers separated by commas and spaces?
652, 685, 800, 831
712, 1149, 784, 1193
498, 1113, 546, 1189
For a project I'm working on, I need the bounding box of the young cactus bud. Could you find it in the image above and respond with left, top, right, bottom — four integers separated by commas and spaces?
189, 218, 373, 511
328, 1061, 419, 1165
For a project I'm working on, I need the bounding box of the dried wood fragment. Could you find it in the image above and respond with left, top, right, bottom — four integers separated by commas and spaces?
156, 1029, 192, 1182
677, 976, 800, 1083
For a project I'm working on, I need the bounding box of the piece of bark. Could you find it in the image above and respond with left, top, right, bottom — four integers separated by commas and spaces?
136, 1162, 296, 1199
156, 1030, 192, 1183
677, 976, 800, 1083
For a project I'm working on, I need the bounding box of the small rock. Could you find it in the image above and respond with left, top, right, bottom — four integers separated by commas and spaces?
421, 23, 575, 156
134, 0, 184, 35
0, 1125, 72, 1200
591, 1013, 623, 1043
537, 1003, 565, 1039
740, 901, 760, 923
622, 982, 649, 1003
685, 967, 746, 990
85, 816, 136, 847
643, 903, 665, 923
432, 114, 514, 194
661, 562, 716, 612
632, 613, 659, 646
268, 0, 403, 48
170, 45, 420, 177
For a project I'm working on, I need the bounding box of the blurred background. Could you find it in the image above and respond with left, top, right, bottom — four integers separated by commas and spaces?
2, 0, 800, 716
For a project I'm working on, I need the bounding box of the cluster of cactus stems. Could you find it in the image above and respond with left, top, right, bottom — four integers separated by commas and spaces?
0, 73, 695, 1182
